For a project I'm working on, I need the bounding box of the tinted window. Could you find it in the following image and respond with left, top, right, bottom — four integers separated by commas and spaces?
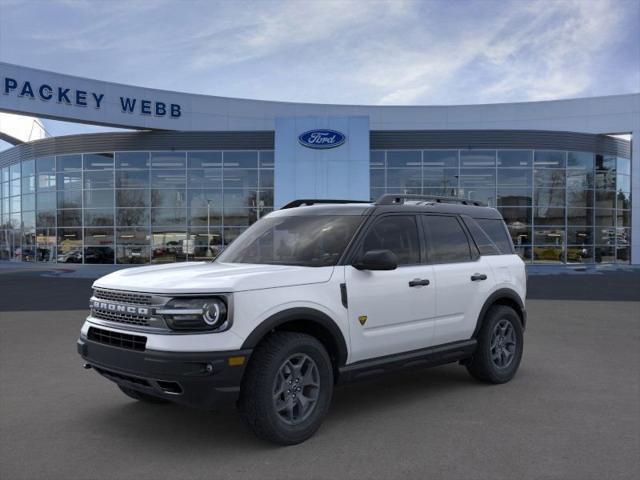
463, 217, 500, 256
422, 215, 471, 263
476, 218, 514, 254
218, 215, 362, 267
361, 215, 420, 265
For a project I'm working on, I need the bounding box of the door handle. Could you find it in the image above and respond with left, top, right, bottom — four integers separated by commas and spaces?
471, 273, 487, 281
409, 278, 430, 287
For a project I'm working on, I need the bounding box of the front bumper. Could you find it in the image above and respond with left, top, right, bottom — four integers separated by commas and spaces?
77, 336, 252, 410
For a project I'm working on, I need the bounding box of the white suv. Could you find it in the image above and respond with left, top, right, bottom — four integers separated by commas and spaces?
78, 194, 526, 444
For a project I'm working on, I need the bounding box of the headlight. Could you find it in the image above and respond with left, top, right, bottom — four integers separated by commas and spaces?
157, 297, 230, 332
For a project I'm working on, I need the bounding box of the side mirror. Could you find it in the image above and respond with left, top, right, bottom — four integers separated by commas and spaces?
353, 249, 398, 271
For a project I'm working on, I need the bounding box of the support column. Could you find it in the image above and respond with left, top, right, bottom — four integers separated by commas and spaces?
631, 129, 639, 265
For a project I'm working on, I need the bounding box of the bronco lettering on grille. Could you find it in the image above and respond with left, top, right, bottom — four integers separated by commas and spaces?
91, 300, 149, 316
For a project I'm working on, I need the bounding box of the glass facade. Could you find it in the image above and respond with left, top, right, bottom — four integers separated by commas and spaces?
0, 147, 631, 265
370, 149, 631, 264
0, 150, 274, 264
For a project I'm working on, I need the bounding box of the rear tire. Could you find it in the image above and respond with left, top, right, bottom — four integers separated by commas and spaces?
239, 332, 334, 445
118, 385, 169, 404
466, 305, 523, 384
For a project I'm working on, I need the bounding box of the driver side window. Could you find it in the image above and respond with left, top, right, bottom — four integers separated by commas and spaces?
360, 215, 420, 265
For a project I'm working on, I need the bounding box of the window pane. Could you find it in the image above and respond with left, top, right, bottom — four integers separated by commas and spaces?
36, 157, 55, 174
566, 188, 593, 209
117, 245, 150, 264
85, 227, 114, 245
116, 152, 149, 169
223, 151, 258, 168
22, 159, 35, 176
566, 169, 593, 189
151, 170, 186, 189
458, 168, 495, 187
259, 170, 274, 189
58, 209, 82, 227
151, 229, 188, 263
259, 151, 274, 168
84, 208, 114, 226
498, 150, 532, 168
151, 208, 187, 227
567, 227, 593, 244
498, 187, 532, 207
385, 151, 421, 168
117, 208, 149, 226
58, 190, 82, 209
188, 228, 223, 260
57, 171, 82, 190
534, 169, 565, 187
497, 169, 531, 186
567, 151, 593, 169
36, 210, 55, 228
423, 215, 471, 264
116, 170, 149, 188
534, 206, 565, 225
22, 193, 35, 211
187, 152, 222, 168
423, 168, 457, 189
188, 190, 223, 209
223, 169, 258, 188
568, 208, 593, 226
358, 215, 419, 265
150, 152, 185, 169
595, 246, 615, 263
116, 189, 150, 208
37, 172, 56, 191
423, 150, 457, 168
534, 228, 564, 246
460, 150, 495, 167
83, 153, 114, 170
84, 190, 114, 209
223, 189, 258, 209
116, 227, 150, 245
534, 151, 565, 168
57, 154, 82, 171
387, 169, 421, 189
84, 246, 114, 264
84, 170, 114, 189
616, 157, 630, 176
370, 151, 385, 168
151, 189, 186, 208
188, 169, 222, 188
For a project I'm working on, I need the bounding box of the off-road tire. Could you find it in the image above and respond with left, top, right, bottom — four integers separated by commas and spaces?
239, 332, 334, 445
466, 305, 523, 384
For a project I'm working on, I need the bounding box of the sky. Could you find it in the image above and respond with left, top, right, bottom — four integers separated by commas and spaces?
0, 0, 638, 142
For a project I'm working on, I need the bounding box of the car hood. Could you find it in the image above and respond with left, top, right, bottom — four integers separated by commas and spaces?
93, 262, 335, 294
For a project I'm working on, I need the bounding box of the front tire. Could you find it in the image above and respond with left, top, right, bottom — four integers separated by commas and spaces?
239, 332, 334, 445
118, 385, 169, 404
466, 305, 523, 384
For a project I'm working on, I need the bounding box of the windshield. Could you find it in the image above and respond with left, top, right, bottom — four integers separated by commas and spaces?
217, 215, 363, 267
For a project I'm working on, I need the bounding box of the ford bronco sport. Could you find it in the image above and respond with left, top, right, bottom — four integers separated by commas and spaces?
77, 194, 526, 444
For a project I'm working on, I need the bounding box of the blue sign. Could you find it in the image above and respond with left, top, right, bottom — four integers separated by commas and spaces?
298, 129, 346, 149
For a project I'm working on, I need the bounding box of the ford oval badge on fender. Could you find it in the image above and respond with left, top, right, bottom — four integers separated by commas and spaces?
298, 129, 346, 149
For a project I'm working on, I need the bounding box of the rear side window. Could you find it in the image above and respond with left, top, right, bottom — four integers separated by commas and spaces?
475, 218, 514, 254
422, 215, 472, 264
361, 215, 420, 265
462, 217, 501, 256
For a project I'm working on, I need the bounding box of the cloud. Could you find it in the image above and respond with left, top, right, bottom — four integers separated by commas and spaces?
0, 0, 637, 107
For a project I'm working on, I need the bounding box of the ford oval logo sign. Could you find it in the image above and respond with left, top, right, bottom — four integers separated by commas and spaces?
298, 129, 346, 149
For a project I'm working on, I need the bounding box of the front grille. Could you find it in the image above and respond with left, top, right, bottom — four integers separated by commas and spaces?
88, 327, 147, 351
92, 309, 150, 326
93, 288, 152, 305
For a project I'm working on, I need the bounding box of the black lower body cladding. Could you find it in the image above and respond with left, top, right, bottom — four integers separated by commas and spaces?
77, 336, 252, 409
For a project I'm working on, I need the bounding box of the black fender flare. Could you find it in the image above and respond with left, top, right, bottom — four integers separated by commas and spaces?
472, 288, 526, 338
241, 307, 349, 366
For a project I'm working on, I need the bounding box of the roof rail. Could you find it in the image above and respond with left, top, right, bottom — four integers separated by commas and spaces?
281, 199, 372, 209
375, 194, 486, 207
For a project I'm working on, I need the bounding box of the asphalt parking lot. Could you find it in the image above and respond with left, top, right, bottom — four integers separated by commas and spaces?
1, 269, 639, 480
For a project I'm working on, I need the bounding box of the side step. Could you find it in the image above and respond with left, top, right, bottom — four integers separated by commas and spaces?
337, 339, 477, 384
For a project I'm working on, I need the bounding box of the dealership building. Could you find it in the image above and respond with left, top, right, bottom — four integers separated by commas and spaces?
0, 62, 638, 265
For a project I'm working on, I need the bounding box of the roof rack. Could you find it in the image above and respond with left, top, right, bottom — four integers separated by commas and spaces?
281, 199, 372, 209
375, 194, 486, 207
